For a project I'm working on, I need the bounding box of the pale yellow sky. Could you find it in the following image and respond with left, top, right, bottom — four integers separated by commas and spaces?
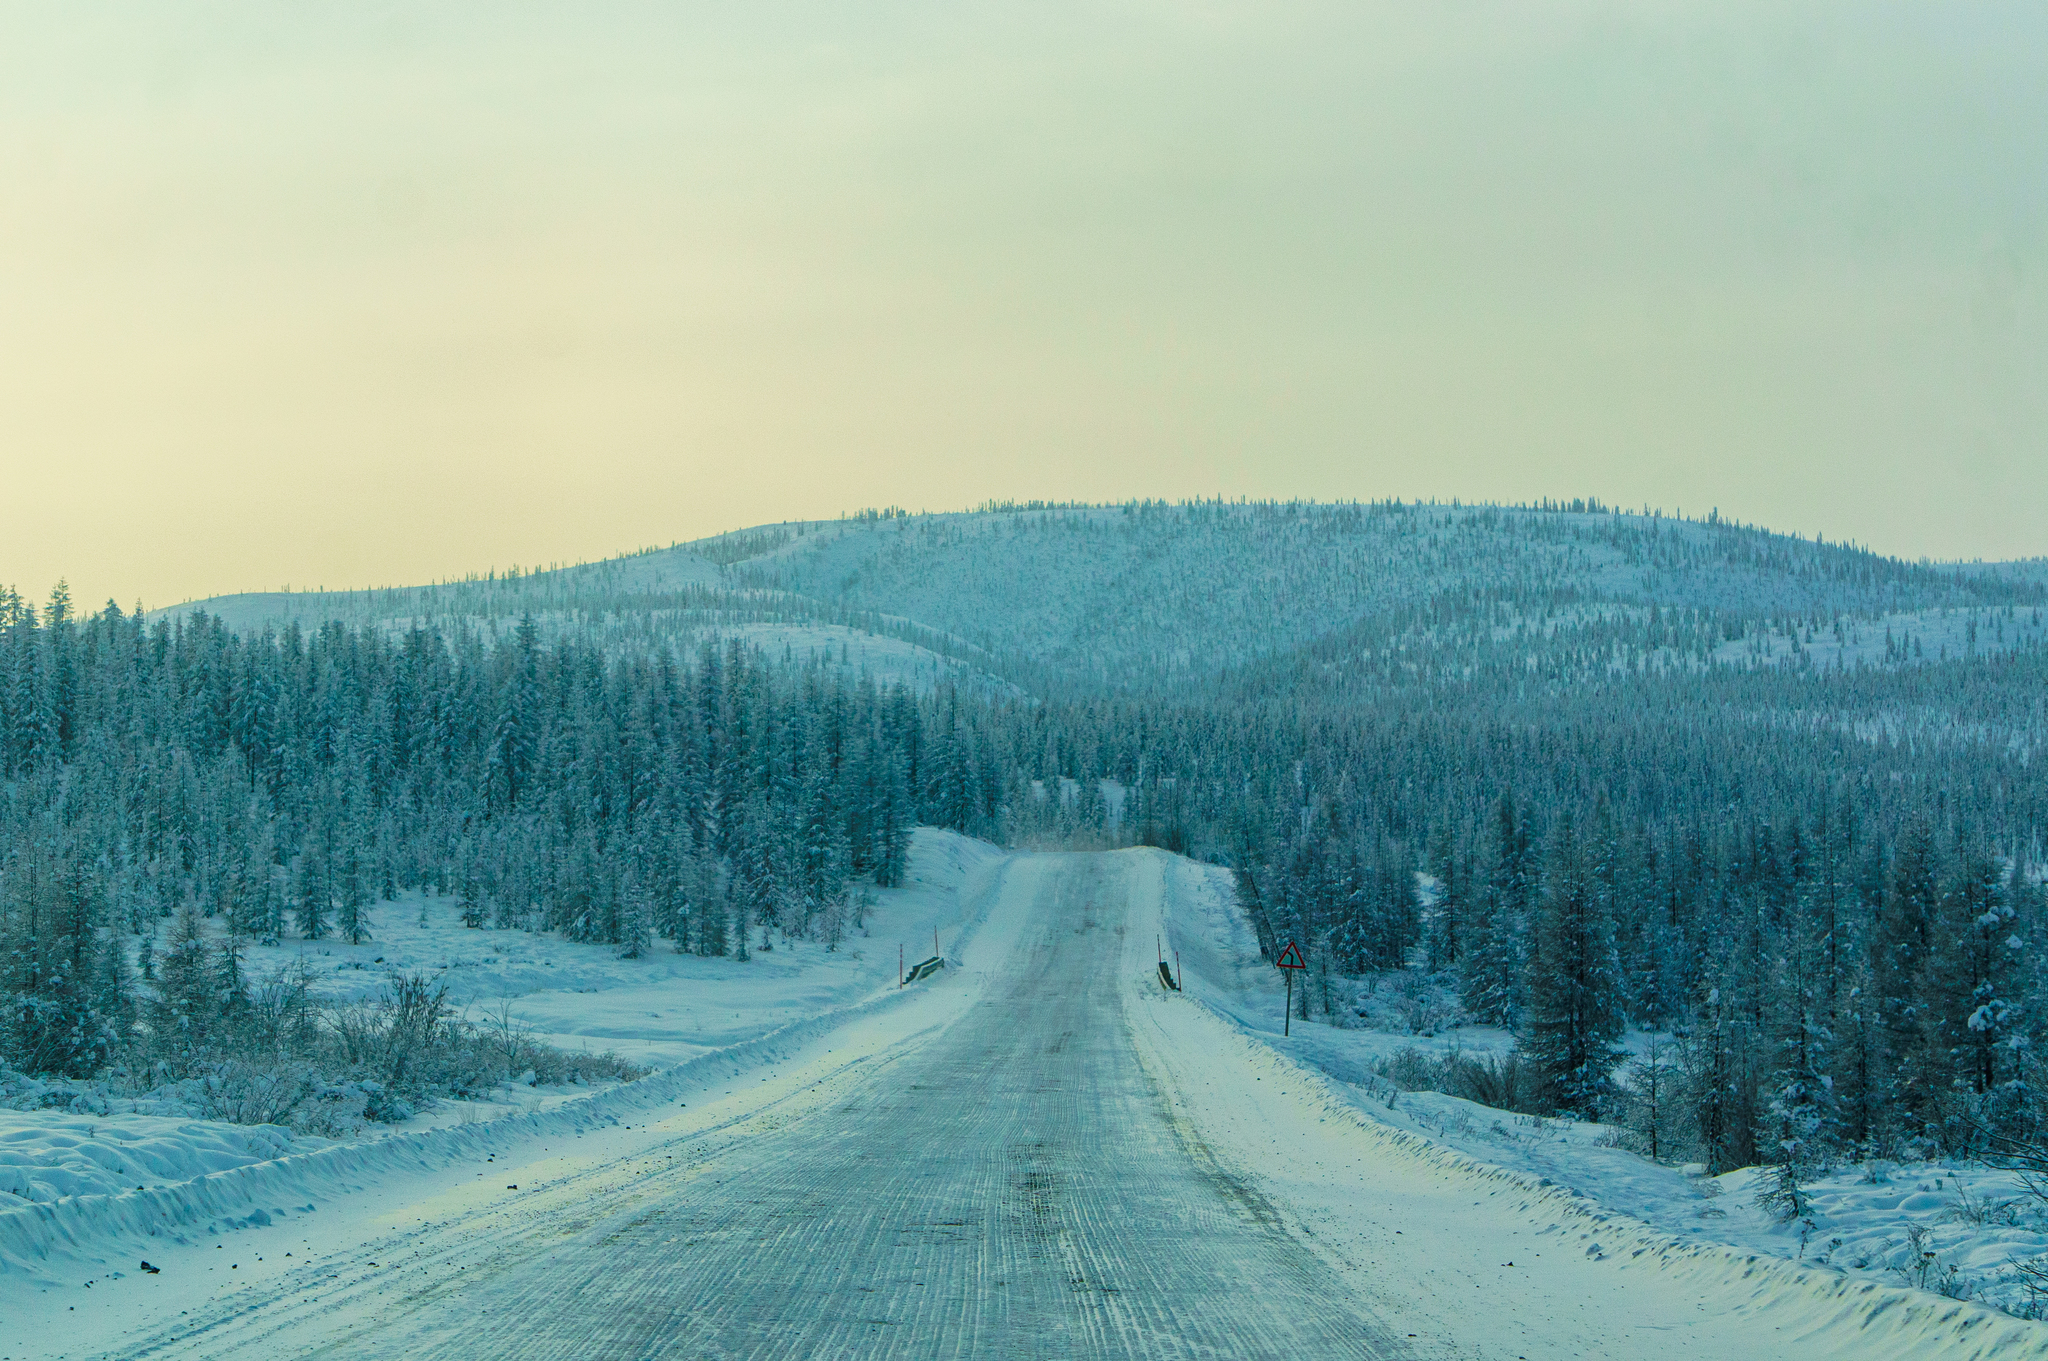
3, 1, 2043, 611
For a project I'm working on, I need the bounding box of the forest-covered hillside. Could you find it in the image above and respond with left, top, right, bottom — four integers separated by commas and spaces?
11, 499, 2048, 1181
162, 500, 2048, 699
734, 501, 2047, 694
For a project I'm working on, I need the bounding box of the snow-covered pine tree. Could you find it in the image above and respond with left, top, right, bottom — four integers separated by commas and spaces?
1519, 813, 1624, 1118
1924, 844, 2025, 1134
1461, 797, 1529, 1029
338, 848, 371, 945
1873, 820, 1940, 1133
618, 874, 652, 959
292, 843, 329, 941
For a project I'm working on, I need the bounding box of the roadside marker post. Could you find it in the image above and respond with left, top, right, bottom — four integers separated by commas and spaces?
1275, 941, 1308, 1036
899, 943, 904, 987
1156, 935, 1182, 991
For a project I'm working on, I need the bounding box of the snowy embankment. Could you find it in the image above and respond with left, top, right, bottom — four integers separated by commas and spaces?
0, 830, 1005, 1289
0, 1116, 320, 1207
1130, 848, 2048, 1358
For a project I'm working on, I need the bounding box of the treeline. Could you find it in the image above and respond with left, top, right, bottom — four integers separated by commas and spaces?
1, 589, 1004, 1092
1382, 798, 2033, 1174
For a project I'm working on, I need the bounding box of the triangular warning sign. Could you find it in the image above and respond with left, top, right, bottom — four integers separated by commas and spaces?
1275, 941, 1307, 970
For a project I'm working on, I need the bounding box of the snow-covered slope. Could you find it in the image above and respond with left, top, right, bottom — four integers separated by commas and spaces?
0, 1115, 322, 1206
281, 827, 1001, 1067
734, 504, 2048, 693
155, 545, 726, 633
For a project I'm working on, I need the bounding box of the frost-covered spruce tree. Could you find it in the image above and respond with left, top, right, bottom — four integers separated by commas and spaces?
1424, 820, 1466, 973
1681, 981, 1752, 1173
457, 869, 485, 930
0, 841, 130, 1078
338, 848, 371, 945
1461, 797, 1529, 1030
1923, 844, 2027, 1133
1758, 860, 1845, 1171
1361, 836, 1419, 971
798, 760, 845, 928
291, 843, 329, 941
151, 905, 222, 1067
213, 931, 252, 1039
1076, 776, 1109, 844
1518, 812, 1624, 1118
617, 875, 652, 959
923, 709, 973, 833
1762, 1003, 1837, 1174
1872, 820, 1940, 1133
688, 855, 729, 959
483, 614, 540, 812
818, 885, 847, 952
868, 744, 909, 880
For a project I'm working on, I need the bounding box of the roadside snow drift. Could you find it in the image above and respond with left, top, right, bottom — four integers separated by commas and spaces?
1131, 846, 2048, 1359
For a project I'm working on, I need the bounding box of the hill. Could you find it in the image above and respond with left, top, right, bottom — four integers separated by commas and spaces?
156, 500, 2048, 702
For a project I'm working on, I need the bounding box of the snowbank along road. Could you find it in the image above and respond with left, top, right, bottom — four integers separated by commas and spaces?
36, 851, 2048, 1359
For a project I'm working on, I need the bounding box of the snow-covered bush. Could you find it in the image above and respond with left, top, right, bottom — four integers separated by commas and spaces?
5, 957, 642, 1137
1372, 1044, 1533, 1113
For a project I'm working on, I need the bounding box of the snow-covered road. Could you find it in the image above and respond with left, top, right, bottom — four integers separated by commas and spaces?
45, 851, 2048, 1359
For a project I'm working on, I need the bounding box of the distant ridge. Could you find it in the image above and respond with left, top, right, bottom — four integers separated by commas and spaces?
154, 500, 2048, 701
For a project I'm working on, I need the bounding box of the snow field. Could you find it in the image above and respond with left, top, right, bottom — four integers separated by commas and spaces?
1129, 847, 2048, 1357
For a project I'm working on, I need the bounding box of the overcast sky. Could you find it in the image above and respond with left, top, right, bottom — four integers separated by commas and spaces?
3, 1, 2043, 610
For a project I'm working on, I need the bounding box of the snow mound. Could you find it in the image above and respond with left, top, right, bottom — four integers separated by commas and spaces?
0, 1113, 324, 1204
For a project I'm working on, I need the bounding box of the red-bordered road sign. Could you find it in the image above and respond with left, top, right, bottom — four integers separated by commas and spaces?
1275, 941, 1307, 1035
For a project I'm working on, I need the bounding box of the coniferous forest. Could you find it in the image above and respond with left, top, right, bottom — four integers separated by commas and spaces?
7, 500, 2048, 1175
0, 596, 930, 1125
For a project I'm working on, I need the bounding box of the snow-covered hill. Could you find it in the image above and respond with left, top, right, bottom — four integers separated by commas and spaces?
155, 502, 2048, 705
